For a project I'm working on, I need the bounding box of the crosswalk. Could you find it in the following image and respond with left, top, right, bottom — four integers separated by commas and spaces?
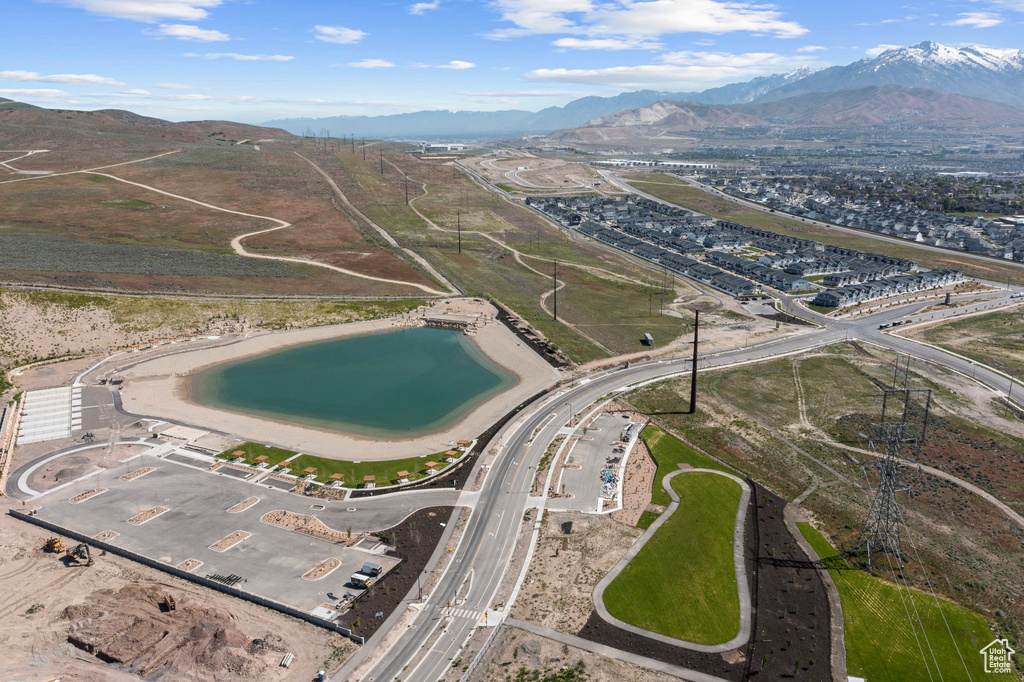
436, 605, 482, 620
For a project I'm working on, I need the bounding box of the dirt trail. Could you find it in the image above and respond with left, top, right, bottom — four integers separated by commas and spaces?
79, 170, 447, 296
0, 149, 179, 185
294, 152, 459, 294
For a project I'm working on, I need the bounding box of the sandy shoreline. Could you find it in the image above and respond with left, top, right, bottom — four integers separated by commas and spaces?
115, 299, 560, 460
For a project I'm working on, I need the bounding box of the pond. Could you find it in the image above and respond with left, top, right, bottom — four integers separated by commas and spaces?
191, 326, 516, 437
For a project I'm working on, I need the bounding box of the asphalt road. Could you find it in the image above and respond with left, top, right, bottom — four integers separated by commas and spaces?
359, 289, 1023, 682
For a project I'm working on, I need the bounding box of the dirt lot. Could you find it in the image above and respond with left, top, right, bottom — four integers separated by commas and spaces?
610, 436, 657, 527
510, 511, 642, 633
479, 625, 677, 682
0, 511, 354, 682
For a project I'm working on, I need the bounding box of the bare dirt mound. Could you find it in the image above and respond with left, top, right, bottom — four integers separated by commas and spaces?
63, 584, 285, 680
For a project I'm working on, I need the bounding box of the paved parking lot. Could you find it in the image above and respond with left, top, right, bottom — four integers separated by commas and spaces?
23, 448, 459, 614
552, 413, 629, 512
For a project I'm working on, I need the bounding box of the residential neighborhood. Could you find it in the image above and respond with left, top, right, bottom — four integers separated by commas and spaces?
699, 172, 1024, 262
525, 193, 943, 306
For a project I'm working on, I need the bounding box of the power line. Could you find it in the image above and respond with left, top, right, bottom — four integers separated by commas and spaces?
895, 502, 975, 681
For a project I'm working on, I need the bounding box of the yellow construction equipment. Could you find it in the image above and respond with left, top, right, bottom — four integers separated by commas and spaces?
65, 543, 92, 566
44, 537, 66, 553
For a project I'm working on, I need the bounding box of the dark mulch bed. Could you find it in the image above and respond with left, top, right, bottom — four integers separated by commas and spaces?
576, 482, 831, 681
335, 506, 454, 640
742, 484, 831, 680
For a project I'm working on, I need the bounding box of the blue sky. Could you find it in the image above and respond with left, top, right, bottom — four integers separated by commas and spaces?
2, 0, 1022, 122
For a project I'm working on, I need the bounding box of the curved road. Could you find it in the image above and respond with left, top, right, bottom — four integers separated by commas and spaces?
355, 284, 1022, 681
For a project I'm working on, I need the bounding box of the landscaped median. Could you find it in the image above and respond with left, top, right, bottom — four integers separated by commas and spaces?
597, 469, 748, 648
798, 522, 1018, 682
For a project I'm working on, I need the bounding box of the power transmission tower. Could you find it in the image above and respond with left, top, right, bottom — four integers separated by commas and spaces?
858, 355, 931, 569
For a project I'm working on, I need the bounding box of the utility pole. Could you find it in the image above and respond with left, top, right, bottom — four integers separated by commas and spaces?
552, 259, 558, 321
379, 148, 384, 176
688, 309, 699, 414
457, 210, 461, 254
405, 175, 409, 205
362, 139, 366, 160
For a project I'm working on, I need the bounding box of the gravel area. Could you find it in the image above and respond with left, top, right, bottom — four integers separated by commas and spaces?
209, 530, 251, 552
127, 506, 168, 525
70, 488, 107, 504
303, 557, 341, 580
227, 496, 260, 513
120, 467, 154, 482
260, 510, 362, 545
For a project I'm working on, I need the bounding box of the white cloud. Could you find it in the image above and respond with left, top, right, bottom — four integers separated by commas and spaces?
990, 0, 1024, 10
797, 45, 825, 53
0, 88, 69, 98
436, 60, 476, 69
553, 37, 662, 50
54, 0, 225, 22
156, 82, 194, 89
185, 52, 295, 61
945, 12, 1003, 28
314, 25, 367, 44
155, 23, 230, 41
348, 59, 395, 68
526, 51, 814, 88
457, 89, 585, 96
0, 70, 124, 85
409, 1, 440, 14
866, 44, 901, 57
487, 0, 807, 40
659, 50, 788, 67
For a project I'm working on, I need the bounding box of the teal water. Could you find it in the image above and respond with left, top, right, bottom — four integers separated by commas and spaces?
192, 327, 516, 437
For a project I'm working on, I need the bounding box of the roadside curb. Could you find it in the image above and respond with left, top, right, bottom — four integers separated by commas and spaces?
592, 468, 752, 653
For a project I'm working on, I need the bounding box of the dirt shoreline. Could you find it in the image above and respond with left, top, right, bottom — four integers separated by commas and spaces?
113, 299, 560, 460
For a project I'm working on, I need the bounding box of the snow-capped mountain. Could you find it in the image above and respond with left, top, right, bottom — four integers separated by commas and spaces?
758, 41, 1024, 108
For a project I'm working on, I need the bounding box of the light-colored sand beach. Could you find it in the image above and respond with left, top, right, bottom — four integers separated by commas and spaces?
113, 299, 560, 460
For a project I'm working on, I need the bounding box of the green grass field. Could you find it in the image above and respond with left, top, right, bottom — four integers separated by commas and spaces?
217, 441, 459, 487
286, 451, 455, 487
799, 522, 1016, 682
635, 510, 661, 529
603, 471, 742, 645
216, 442, 296, 467
640, 424, 732, 506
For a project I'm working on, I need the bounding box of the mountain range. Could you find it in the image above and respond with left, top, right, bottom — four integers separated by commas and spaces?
548, 85, 1024, 143
264, 42, 1024, 138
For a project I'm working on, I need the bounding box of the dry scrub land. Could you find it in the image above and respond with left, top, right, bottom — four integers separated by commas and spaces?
905, 307, 1024, 381
0, 137, 436, 296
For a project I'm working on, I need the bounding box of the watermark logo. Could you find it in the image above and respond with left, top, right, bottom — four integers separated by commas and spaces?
980, 638, 1015, 674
